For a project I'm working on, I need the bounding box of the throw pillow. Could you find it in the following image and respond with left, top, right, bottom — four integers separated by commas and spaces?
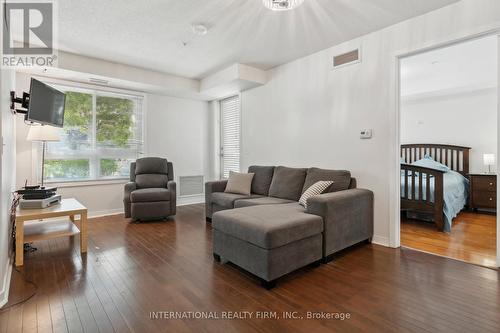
299, 181, 334, 208
224, 171, 255, 195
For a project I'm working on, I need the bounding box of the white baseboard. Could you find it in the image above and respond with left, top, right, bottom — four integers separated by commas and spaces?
85, 199, 205, 220
372, 234, 390, 247
178, 194, 204, 206
88, 208, 123, 218
72, 194, 205, 219
0, 257, 13, 308
45, 208, 124, 221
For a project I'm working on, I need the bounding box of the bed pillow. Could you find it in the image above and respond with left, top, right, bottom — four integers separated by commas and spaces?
224, 171, 255, 195
411, 155, 450, 172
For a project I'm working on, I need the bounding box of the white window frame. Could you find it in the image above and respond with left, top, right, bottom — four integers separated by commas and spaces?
30, 78, 146, 186
219, 94, 241, 179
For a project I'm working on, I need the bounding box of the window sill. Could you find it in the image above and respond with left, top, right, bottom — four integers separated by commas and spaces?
46, 178, 129, 188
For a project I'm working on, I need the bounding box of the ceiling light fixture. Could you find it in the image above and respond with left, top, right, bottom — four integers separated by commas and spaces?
263, 0, 305, 11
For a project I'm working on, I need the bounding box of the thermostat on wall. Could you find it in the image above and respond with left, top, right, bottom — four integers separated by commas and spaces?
360, 129, 372, 139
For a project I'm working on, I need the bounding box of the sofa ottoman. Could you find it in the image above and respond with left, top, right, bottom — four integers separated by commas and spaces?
212, 203, 323, 289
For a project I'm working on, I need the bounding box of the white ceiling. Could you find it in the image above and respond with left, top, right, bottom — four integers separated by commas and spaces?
401, 35, 498, 97
58, 0, 460, 79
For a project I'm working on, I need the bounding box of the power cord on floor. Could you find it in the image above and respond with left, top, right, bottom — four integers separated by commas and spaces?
0, 194, 38, 312
0, 267, 38, 312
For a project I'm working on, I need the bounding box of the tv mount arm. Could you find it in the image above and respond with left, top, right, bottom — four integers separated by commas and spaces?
10, 91, 30, 114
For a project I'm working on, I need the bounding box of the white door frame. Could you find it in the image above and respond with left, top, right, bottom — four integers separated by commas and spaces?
391, 29, 500, 267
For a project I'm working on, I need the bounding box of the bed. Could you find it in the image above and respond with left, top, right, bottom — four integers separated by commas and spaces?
400, 144, 471, 232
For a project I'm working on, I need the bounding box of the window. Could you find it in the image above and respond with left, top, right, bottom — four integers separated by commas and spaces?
220, 95, 240, 179
42, 85, 144, 182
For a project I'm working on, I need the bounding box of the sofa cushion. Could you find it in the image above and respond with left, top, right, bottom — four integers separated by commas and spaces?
248, 166, 275, 196
131, 188, 171, 202
234, 197, 294, 208
268, 166, 307, 201
212, 203, 323, 249
224, 171, 254, 195
212, 192, 262, 209
302, 168, 351, 194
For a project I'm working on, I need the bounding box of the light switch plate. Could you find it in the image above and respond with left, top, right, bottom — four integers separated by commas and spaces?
360, 129, 372, 139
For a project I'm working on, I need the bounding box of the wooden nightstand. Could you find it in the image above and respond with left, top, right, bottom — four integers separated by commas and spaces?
469, 174, 496, 212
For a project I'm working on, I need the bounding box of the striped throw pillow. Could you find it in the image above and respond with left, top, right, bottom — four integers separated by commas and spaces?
299, 181, 334, 208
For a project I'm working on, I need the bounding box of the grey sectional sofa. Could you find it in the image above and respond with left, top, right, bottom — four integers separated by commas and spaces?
205, 166, 373, 289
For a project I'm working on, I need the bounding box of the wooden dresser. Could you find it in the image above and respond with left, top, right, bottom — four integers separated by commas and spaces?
469, 174, 496, 212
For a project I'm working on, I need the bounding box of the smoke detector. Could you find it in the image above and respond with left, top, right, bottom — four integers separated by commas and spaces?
192, 24, 208, 36
263, 0, 305, 11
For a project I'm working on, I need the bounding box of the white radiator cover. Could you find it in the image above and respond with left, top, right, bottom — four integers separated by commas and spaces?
179, 175, 204, 197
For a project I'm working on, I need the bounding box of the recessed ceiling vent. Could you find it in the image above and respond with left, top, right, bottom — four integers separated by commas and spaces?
333, 49, 360, 69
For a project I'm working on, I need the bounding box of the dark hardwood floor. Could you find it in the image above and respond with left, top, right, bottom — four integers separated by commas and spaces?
1, 204, 500, 332
401, 211, 497, 267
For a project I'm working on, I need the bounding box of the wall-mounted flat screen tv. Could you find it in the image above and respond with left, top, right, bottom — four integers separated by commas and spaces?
27, 78, 66, 127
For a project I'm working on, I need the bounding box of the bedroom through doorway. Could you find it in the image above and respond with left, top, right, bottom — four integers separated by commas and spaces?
398, 35, 498, 268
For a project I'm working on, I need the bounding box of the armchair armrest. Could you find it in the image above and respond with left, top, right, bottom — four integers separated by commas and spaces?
204, 180, 228, 220
167, 181, 177, 215
124, 182, 137, 201
307, 189, 373, 257
123, 182, 137, 218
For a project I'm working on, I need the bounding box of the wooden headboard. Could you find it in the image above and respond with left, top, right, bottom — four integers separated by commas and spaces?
401, 144, 471, 176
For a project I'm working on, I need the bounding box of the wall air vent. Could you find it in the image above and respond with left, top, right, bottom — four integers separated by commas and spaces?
179, 175, 204, 197
333, 49, 360, 69
88, 78, 109, 85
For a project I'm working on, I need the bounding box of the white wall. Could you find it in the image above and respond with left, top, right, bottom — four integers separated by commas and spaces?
146, 94, 214, 205
240, 0, 500, 246
0, 69, 16, 306
207, 101, 221, 181
401, 89, 497, 173
15, 72, 212, 214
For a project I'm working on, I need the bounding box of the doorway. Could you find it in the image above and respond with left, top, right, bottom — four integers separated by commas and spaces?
398, 35, 499, 268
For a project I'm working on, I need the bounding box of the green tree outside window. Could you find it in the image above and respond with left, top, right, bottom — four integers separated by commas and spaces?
96, 96, 134, 147
44, 88, 138, 181
44, 159, 90, 180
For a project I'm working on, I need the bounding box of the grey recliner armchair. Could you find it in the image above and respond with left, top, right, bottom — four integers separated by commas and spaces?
124, 157, 176, 221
